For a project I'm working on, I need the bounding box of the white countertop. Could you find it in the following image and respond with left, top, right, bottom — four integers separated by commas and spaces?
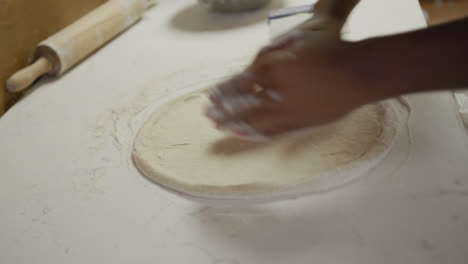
1, 0, 468, 263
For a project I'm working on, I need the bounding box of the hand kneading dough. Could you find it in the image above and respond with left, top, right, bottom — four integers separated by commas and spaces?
132, 91, 409, 203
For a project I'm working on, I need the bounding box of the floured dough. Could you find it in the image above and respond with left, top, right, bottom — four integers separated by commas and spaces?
132, 90, 409, 203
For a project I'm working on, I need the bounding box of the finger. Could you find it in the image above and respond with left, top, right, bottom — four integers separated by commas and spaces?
209, 49, 294, 106
217, 87, 283, 115
263, 88, 283, 103
214, 107, 288, 141
250, 51, 297, 89
209, 102, 276, 140
205, 94, 263, 123
206, 88, 283, 124
207, 71, 255, 102
218, 94, 263, 116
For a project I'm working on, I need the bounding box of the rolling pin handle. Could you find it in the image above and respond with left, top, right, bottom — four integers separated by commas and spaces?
6, 57, 52, 93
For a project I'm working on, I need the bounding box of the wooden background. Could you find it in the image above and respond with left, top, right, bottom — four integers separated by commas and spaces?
0, 0, 106, 116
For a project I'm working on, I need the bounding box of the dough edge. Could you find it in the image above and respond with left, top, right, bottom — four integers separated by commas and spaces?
132, 92, 410, 203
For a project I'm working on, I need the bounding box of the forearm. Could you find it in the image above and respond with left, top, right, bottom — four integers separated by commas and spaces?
359, 18, 468, 100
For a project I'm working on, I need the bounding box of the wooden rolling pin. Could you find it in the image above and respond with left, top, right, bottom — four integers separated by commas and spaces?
6, 0, 155, 93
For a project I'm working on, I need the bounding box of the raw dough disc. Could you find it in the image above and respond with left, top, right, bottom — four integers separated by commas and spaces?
132, 90, 409, 203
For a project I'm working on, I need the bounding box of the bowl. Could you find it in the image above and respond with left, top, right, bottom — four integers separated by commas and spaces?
198, 0, 272, 12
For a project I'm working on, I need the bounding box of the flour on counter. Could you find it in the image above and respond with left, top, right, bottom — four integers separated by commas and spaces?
89, 60, 249, 168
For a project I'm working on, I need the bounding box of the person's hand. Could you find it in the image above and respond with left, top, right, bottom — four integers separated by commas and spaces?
206, 17, 375, 140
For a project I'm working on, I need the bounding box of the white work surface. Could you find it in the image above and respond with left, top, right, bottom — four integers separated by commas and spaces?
1, 0, 468, 263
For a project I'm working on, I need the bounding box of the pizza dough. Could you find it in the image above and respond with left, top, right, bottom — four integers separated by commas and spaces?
132, 90, 409, 203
